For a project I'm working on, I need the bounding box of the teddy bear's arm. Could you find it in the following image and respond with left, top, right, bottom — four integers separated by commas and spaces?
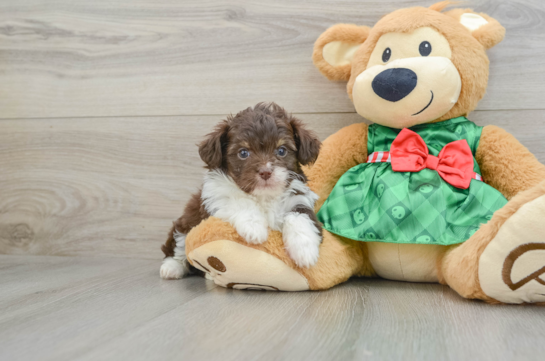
306, 123, 369, 210
476, 125, 545, 199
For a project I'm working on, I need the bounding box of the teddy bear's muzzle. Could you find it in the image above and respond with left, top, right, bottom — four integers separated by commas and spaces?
352, 56, 461, 129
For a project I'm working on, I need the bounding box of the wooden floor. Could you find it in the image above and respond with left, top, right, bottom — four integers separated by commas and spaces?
1, 255, 544, 361
1, 0, 545, 360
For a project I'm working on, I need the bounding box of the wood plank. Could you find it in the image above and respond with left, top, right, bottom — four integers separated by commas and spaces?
0, 255, 216, 361
0, 0, 543, 118
1, 110, 543, 258
1, 255, 544, 361
0, 112, 358, 259
82, 280, 545, 361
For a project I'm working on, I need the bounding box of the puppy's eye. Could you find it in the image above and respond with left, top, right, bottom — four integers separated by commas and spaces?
276, 146, 287, 157
238, 148, 250, 159
419, 41, 432, 56
382, 47, 391, 62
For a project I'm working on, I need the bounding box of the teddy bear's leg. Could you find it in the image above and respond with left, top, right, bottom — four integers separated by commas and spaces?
184, 217, 372, 291
439, 181, 545, 304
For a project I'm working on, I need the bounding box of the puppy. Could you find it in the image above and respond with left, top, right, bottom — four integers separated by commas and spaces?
160, 102, 322, 279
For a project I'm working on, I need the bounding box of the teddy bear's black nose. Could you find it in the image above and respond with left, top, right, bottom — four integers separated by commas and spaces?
372, 68, 417, 102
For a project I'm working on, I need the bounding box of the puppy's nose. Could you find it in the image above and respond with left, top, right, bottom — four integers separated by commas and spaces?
372, 68, 417, 102
259, 169, 272, 180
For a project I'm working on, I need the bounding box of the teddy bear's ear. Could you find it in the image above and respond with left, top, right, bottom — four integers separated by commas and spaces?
312, 24, 370, 81
445, 9, 506, 50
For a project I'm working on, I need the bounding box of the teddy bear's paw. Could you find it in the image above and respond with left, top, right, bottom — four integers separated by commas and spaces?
479, 195, 545, 304
282, 213, 321, 268
187, 239, 309, 291
160, 257, 191, 280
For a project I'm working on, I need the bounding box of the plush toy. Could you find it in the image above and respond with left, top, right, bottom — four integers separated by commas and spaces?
184, 1, 545, 304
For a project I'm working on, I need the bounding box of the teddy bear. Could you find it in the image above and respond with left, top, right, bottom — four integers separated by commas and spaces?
183, 1, 545, 304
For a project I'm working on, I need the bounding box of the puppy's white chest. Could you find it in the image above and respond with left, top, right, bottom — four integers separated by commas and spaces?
201, 171, 316, 234
254, 196, 286, 231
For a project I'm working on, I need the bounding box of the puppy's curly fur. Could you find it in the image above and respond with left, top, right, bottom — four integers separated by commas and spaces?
160, 103, 322, 279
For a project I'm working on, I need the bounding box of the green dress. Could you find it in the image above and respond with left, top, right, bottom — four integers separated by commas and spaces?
317, 117, 508, 246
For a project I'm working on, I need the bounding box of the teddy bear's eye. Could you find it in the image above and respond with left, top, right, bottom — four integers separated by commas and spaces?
382, 47, 391, 62
419, 41, 432, 56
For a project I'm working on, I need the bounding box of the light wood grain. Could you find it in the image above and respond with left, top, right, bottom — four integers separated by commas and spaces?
0, 0, 543, 119
0, 255, 216, 361
0, 1, 544, 359
0, 112, 358, 258
0, 255, 544, 361
1, 110, 543, 259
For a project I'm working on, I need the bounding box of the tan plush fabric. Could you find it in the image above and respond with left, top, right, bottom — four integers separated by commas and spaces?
312, 24, 370, 81
312, 3, 504, 123
345, 6, 502, 122
439, 181, 545, 303
476, 125, 545, 200
307, 122, 369, 210
322, 41, 361, 67
352, 55, 461, 128
183, 3, 545, 304
186, 217, 373, 290
188, 239, 311, 291
444, 9, 506, 50
478, 195, 545, 303
367, 242, 446, 282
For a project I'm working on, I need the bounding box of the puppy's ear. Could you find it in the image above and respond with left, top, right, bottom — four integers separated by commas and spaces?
198, 120, 230, 169
289, 117, 321, 165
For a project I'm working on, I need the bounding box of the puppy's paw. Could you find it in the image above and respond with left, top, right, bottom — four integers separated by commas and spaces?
283, 213, 321, 268
236, 220, 269, 244
160, 257, 191, 279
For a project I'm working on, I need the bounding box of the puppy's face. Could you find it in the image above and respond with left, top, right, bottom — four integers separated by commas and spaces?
199, 103, 321, 195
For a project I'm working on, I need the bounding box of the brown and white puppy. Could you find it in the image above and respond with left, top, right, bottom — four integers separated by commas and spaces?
160, 103, 322, 279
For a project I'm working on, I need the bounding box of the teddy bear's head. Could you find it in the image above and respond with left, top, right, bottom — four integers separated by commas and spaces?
313, 1, 505, 129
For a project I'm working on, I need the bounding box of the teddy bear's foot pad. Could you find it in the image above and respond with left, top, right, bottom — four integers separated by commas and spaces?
187, 240, 310, 291
479, 195, 545, 303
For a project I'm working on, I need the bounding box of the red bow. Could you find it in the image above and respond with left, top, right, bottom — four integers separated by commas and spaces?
390, 129, 474, 189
